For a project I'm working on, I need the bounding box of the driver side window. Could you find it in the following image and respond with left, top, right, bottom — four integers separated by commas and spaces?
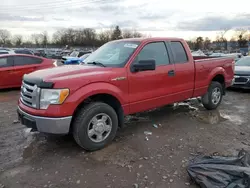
133, 42, 170, 66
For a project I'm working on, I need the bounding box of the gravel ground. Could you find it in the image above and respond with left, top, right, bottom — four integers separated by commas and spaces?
0, 88, 250, 188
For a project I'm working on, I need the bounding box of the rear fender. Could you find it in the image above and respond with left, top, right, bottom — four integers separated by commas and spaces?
207, 67, 226, 94
207, 67, 226, 84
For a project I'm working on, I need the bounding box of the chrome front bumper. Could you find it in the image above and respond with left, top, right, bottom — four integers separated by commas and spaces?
17, 107, 72, 134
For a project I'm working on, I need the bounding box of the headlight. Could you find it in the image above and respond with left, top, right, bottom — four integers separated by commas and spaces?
40, 89, 69, 109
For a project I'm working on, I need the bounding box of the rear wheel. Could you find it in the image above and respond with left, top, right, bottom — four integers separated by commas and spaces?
202, 81, 223, 110
72, 102, 118, 151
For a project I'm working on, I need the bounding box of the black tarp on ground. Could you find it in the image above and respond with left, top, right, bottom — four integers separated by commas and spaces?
187, 150, 250, 188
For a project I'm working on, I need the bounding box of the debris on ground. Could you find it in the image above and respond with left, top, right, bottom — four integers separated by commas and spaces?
185, 182, 190, 186
145, 137, 149, 141
133, 183, 139, 188
187, 149, 250, 188
152, 124, 158, 128
13, 120, 20, 124
144, 131, 152, 136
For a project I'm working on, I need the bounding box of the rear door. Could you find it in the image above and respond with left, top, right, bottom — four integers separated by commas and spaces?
167, 41, 195, 100
0, 56, 15, 88
12, 56, 43, 86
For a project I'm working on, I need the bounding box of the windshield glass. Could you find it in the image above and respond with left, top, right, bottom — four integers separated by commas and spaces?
70, 51, 79, 57
84, 41, 140, 67
80, 53, 91, 59
236, 57, 250, 66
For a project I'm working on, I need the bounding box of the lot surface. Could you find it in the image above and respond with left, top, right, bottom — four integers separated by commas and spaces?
0, 89, 250, 188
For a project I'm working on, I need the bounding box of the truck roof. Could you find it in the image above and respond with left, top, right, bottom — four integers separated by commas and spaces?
114, 37, 184, 42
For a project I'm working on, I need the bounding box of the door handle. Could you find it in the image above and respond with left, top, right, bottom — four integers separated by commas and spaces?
168, 70, 175, 76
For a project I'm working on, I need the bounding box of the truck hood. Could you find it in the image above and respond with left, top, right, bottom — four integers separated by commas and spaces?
25, 65, 113, 84
234, 66, 250, 75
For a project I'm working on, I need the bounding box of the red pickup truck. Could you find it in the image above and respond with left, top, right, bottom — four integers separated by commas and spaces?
17, 38, 234, 151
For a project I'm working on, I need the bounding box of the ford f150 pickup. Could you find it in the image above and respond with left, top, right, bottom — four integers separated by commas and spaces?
17, 37, 235, 151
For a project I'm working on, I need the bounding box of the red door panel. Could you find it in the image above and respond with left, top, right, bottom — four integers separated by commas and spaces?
128, 64, 176, 114
12, 65, 37, 86
168, 41, 195, 101
0, 56, 15, 89
127, 41, 176, 114
12, 56, 42, 86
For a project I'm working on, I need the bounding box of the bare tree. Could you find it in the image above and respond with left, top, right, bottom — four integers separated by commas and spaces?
98, 30, 112, 45
41, 31, 49, 47
203, 37, 211, 50
0, 29, 11, 46
31, 33, 42, 46
195, 37, 204, 50
132, 30, 143, 38
83, 28, 97, 46
12, 35, 23, 47
122, 29, 133, 38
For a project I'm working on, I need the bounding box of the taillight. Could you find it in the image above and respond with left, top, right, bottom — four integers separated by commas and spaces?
53, 60, 57, 67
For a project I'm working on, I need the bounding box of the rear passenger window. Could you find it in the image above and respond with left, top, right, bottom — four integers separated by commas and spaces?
0, 58, 8, 67
14, 56, 42, 66
170, 42, 188, 63
0, 57, 12, 68
134, 42, 170, 66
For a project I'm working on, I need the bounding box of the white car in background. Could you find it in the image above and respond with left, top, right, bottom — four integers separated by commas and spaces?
0, 50, 15, 55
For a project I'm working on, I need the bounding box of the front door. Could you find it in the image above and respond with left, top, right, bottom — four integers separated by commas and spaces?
127, 41, 176, 114
12, 56, 38, 86
0, 56, 14, 88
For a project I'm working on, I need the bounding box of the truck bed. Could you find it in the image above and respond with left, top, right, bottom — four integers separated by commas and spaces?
193, 56, 235, 97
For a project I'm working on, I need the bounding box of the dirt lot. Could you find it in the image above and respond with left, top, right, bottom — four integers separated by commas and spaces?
0, 89, 250, 188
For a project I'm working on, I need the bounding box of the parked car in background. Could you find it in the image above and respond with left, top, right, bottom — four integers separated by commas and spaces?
231, 56, 250, 89
60, 50, 72, 57
0, 50, 15, 55
64, 53, 91, 65
14, 49, 34, 55
61, 50, 92, 64
17, 37, 234, 151
0, 54, 56, 89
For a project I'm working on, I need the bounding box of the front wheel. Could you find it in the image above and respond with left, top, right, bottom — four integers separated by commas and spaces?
201, 81, 223, 110
72, 102, 118, 151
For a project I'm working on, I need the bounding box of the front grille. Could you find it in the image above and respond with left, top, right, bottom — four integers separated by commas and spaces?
234, 76, 249, 84
20, 81, 40, 108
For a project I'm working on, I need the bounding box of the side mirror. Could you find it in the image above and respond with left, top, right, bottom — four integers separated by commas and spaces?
131, 60, 156, 72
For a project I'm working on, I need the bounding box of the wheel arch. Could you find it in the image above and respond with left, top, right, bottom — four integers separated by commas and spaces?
70, 93, 125, 133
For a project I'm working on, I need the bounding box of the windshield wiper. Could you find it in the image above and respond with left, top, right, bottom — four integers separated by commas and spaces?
86, 61, 106, 67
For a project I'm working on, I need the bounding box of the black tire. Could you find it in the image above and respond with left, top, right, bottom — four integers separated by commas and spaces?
201, 81, 223, 110
72, 102, 118, 151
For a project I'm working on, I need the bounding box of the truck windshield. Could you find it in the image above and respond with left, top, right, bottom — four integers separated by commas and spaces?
84, 41, 140, 67
236, 57, 250, 66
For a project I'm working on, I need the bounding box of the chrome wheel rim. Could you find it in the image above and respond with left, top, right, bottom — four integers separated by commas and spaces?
87, 113, 112, 143
211, 87, 221, 105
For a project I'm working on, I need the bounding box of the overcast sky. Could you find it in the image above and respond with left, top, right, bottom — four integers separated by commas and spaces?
1, 0, 250, 40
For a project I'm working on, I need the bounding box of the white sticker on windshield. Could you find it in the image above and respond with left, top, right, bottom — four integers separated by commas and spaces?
124, 43, 138, 48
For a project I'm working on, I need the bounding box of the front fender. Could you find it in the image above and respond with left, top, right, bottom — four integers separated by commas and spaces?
67, 82, 128, 111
